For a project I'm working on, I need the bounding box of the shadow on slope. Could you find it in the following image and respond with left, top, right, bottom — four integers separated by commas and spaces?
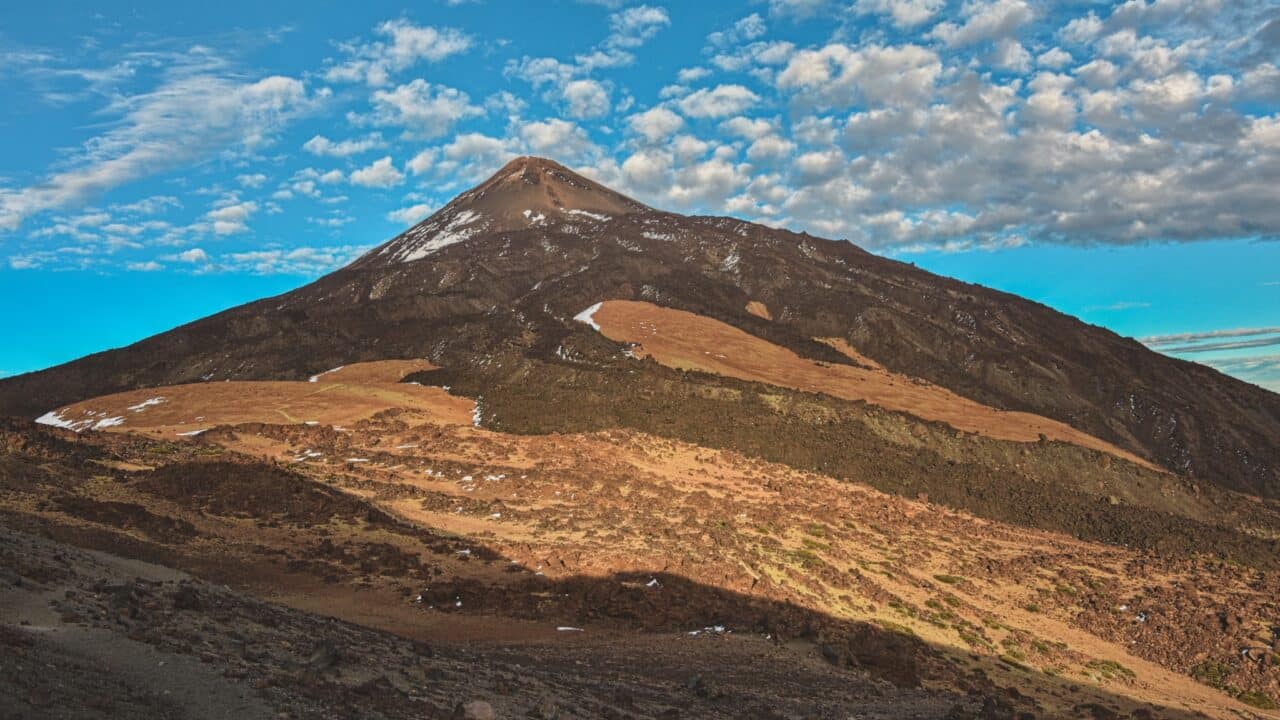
0, 418, 1255, 719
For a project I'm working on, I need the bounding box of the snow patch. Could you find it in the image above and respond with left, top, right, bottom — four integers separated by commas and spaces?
176, 429, 208, 437
91, 416, 125, 430
399, 209, 485, 263
127, 397, 166, 412
36, 409, 126, 432
309, 366, 345, 383
574, 302, 603, 331
36, 410, 86, 431
720, 249, 740, 272
562, 209, 609, 222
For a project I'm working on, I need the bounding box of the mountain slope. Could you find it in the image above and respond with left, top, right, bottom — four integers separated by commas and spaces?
2, 156, 1278, 497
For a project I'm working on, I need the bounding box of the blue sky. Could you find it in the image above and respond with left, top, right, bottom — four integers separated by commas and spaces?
1, 0, 1277, 391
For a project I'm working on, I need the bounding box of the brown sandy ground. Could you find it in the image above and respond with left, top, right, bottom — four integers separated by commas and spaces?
2, 525, 968, 719
586, 300, 1153, 469
3, 362, 1279, 718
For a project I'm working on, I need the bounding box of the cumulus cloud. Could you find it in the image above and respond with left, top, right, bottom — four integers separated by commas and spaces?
562, 79, 611, 119
387, 203, 434, 225
628, 106, 684, 142
606, 5, 670, 48
174, 248, 209, 263
11, 0, 1280, 274
406, 148, 438, 175
365, 80, 483, 138
677, 84, 760, 118
519, 119, 599, 162
217, 245, 372, 275
707, 14, 767, 49
205, 198, 258, 235
853, 0, 946, 28
302, 133, 385, 157
325, 20, 472, 85
349, 156, 405, 188
766, 0, 829, 19
503, 2, 668, 122
930, 0, 1035, 47
777, 43, 941, 109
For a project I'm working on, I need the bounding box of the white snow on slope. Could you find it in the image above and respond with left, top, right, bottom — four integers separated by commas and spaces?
127, 397, 166, 412
562, 209, 610, 222
574, 302, 603, 330
36, 410, 84, 431
309, 366, 345, 383
397, 209, 486, 263
36, 409, 123, 432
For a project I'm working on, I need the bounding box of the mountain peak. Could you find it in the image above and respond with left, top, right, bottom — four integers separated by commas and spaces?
463, 155, 649, 218
365, 156, 651, 265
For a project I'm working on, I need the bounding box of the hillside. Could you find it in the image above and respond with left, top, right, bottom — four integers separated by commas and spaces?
3, 157, 1280, 717
2, 157, 1277, 498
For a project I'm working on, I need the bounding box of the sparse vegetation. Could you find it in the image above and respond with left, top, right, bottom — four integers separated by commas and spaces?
1085, 659, 1135, 681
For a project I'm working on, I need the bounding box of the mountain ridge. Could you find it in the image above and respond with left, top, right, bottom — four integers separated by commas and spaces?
2, 156, 1278, 498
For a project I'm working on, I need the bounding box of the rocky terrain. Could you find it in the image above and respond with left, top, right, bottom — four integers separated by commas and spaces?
2, 157, 1279, 718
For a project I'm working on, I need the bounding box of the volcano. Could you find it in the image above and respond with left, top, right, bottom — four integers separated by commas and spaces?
4, 156, 1277, 496
3, 157, 1280, 718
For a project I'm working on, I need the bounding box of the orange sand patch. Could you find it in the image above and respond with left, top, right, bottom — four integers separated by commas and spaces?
589, 300, 1155, 469
46, 359, 473, 436
816, 336, 883, 370
307, 358, 437, 384
745, 300, 772, 320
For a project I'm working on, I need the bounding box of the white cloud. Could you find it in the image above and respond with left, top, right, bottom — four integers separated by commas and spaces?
349, 156, 405, 188
387, 203, 434, 225
519, 119, 598, 161
930, 0, 1035, 47
205, 199, 258, 235
175, 248, 209, 263
628, 106, 685, 141
218, 245, 372, 275
1060, 12, 1104, 44
606, 5, 670, 48
366, 80, 483, 138
747, 134, 796, 160
677, 67, 712, 84
0, 68, 312, 232
406, 148, 439, 175
302, 133, 385, 157
777, 44, 940, 109
434, 133, 519, 184
676, 84, 760, 118
992, 39, 1032, 72
325, 20, 472, 86
853, 0, 945, 28
707, 14, 767, 49
126, 260, 163, 272
720, 116, 775, 140
1037, 47, 1073, 69
562, 79, 611, 119
767, 0, 828, 18
236, 173, 268, 188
